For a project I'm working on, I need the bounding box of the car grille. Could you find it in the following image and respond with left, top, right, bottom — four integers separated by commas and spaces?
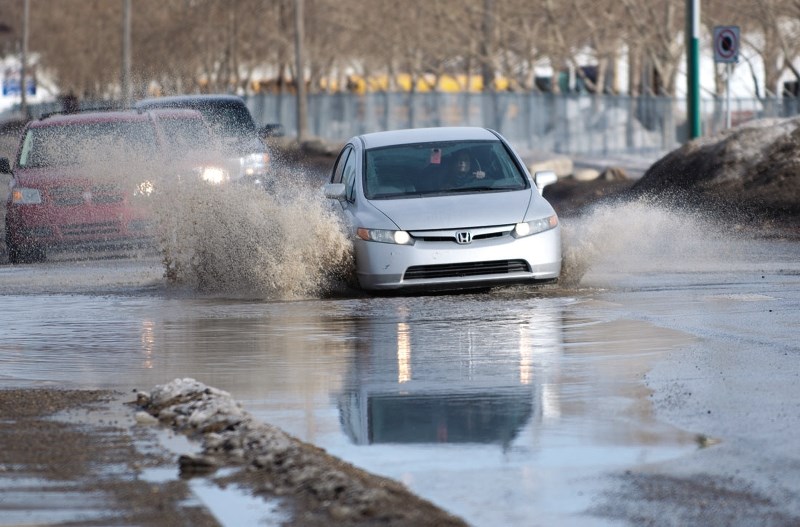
90, 184, 125, 204
49, 184, 124, 206
404, 259, 530, 280
61, 221, 122, 238
415, 231, 506, 243
49, 186, 85, 206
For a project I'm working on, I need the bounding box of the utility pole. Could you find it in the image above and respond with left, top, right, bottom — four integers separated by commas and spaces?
686, 0, 701, 139
294, 0, 307, 143
480, 0, 494, 92
20, 0, 29, 117
122, 0, 132, 106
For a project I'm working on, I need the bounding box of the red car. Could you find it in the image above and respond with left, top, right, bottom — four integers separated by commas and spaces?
1, 108, 218, 263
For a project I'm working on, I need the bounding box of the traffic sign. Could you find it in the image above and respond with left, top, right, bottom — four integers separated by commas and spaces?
714, 26, 740, 63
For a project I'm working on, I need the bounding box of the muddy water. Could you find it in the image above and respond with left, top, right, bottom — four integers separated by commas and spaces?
2, 192, 797, 525
0, 271, 700, 526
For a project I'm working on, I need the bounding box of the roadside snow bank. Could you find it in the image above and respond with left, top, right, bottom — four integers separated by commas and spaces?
136, 378, 467, 527
632, 116, 800, 217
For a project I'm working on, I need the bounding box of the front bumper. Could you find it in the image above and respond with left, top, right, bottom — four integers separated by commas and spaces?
354, 225, 561, 291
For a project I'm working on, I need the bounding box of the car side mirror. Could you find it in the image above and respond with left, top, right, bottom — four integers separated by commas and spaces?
534, 170, 557, 195
324, 182, 347, 200
0, 157, 11, 174
258, 123, 285, 138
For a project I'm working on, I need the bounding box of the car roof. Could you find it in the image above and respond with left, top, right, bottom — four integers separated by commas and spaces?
134, 94, 246, 108
28, 108, 202, 128
29, 110, 149, 127
141, 108, 204, 118
357, 127, 500, 149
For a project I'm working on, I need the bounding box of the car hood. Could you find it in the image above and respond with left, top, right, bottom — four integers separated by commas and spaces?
12, 157, 183, 186
368, 191, 536, 231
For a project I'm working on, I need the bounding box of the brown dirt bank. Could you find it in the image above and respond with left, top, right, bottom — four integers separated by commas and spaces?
627, 117, 800, 236
0, 386, 467, 526
0, 388, 220, 526
538, 117, 800, 240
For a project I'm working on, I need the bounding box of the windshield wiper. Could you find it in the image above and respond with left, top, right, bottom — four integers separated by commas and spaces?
447, 186, 503, 193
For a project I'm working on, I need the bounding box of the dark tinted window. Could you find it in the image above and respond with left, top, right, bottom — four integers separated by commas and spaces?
139, 99, 256, 139
331, 146, 353, 184
363, 140, 528, 199
157, 116, 215, 151
192, 101, 256, 138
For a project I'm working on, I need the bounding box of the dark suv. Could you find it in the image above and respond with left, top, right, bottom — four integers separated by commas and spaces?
134, 94, 274, 187
1, 108, 218, 263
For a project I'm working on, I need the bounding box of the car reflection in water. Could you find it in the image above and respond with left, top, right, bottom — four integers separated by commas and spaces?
337, 306, 563, 447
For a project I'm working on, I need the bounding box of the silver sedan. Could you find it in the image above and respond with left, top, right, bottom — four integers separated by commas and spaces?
324, 127, 561, 292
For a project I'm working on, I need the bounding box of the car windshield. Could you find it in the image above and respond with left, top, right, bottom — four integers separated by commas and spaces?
363, 140, 529, 199
194, 101, 256, 139
18, 120, 159, 168
157, 116, 215, 152
142, 100, 256, 140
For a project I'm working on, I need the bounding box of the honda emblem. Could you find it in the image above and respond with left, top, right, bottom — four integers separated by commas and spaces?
455, 231, 472, 244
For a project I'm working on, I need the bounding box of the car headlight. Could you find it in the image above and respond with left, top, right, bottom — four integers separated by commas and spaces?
513, 215, 558, 238
134, 180, 155, 196
239, 152, 269, 177
196, 166, 230, 185
11, 187, 42, 204
357, 227, 414, 245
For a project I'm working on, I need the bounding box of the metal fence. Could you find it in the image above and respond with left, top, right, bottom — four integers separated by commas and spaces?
245, 91, 800, 158
5, 92, 800, 159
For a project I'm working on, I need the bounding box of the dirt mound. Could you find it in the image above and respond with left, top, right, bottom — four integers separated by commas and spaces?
631, 116, 800, 220
543, 177, 635, 217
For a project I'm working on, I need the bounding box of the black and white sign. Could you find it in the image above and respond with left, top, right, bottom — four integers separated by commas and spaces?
713, 26, 740, 63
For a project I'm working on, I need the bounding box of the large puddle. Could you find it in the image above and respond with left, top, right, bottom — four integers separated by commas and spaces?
5, 185, 793, 524
0, 287, 700, 525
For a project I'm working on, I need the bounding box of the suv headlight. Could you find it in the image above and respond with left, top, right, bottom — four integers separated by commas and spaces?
513, 215, 558, 238
134, 180, 155, 196
239, 152, 269, 177
11, 187, 42, 204
196, 166, 230, 185
357, 228, 414, 245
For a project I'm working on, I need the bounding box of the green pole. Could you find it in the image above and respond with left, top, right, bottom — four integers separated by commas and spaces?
687, 0, 701, 139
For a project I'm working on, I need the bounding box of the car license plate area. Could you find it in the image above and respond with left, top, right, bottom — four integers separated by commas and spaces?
62, 221, 122, 238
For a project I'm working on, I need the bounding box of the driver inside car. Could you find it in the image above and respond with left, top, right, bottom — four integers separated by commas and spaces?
451, 150, 486, 186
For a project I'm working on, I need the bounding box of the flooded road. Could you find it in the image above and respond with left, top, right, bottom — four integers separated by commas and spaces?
1, 203, 799, 525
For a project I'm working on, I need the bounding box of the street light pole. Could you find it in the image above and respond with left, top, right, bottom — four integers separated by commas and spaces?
122, 0, 132, 106
20, 0, 29, 117
294, 0, 307, 143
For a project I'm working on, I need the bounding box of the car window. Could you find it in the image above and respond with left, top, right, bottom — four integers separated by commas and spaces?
18, 121, 159, 168
363, 139, 528, 199
195, 102, 256, 139
343, 150, 358, 201
140, 100, 256, 138
331, 146, 352, 184
157, 116, 215, 151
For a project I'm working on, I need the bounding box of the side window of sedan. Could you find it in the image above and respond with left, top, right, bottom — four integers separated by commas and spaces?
343, 150, 357, 201
331, 146, 352, 184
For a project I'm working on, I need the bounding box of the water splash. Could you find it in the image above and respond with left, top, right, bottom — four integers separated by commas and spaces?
559, 195, 745, 287
151, 168, 353, 299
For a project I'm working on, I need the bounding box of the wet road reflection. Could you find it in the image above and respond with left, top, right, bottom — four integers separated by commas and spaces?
0, 270, 702, 525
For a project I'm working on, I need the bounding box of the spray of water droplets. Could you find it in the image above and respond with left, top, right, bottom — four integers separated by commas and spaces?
558, 194, 751, 288
149, 167, 354, 299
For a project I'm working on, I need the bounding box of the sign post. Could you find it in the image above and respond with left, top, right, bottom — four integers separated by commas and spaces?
713, 26, 740, 129
686, 0, 701, 139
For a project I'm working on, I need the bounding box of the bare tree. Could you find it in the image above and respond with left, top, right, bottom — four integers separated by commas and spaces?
620, 0, 685, 96
2, 0, 799, 104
